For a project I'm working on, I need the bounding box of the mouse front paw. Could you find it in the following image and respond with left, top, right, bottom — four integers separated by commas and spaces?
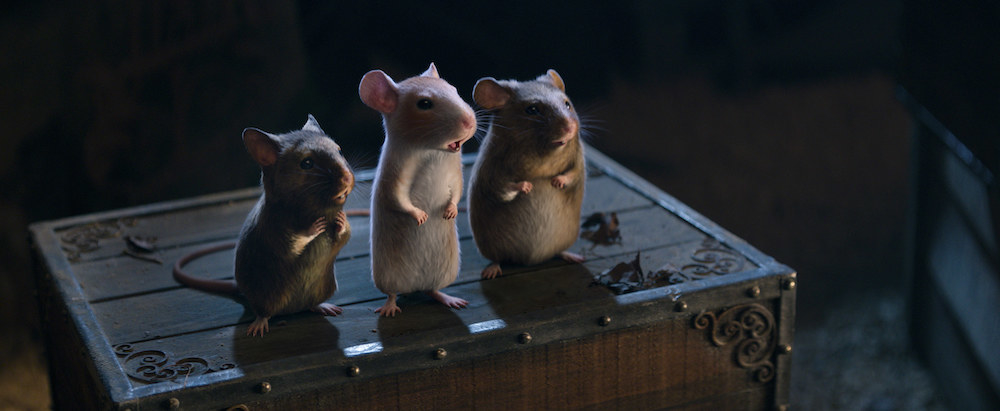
518, 181, 533, 193
332, 211, 349, 235
551, 175, 570, 189
409, 208, 429, 225
308, 217, 328, 236
443, 203, 458, 220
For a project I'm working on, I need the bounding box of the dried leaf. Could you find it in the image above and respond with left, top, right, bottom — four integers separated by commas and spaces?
593, 252, 644, 294
580, 211, 623, 246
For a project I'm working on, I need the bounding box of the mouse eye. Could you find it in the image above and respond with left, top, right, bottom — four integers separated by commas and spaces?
525, 105, 540, 115
416, 99, 434, 110
300, 158, 314, 170
564, 100, 572, 109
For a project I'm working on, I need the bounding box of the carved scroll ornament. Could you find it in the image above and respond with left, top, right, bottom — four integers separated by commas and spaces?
693, 303, 776, 383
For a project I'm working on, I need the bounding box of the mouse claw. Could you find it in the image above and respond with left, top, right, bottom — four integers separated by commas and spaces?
410, 209, 429, 225
519, 181, 533, 193
481, 263, 503, 279
247, 317, 270, 337
308, 217, 328, 236
428, 290, 468, 309
551, 175, 569, 189
312, 303, 343, 316
332, 211, 349, 234
375, 294, 401, 317
443, 203, 458, 220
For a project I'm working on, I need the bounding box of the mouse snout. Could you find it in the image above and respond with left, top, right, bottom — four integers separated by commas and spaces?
561, 118, 579, 136
460, 111, 476, 131
341, 172, 354, 188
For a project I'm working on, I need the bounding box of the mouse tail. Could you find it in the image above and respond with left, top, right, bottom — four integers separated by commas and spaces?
343, 208, 372, 217
173, 242, 240, 295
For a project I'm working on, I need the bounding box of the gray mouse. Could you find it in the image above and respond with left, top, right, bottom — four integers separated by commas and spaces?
467, 69, 586, 279
173, 115, 356, 336
359, 63, 476, 317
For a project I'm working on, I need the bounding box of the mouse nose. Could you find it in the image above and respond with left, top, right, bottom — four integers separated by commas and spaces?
462, 114, 475, 130
562, 120, 578, 136
340, 172, 354, 188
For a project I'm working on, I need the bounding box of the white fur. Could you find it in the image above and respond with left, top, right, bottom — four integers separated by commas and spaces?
371, 143, 463, 294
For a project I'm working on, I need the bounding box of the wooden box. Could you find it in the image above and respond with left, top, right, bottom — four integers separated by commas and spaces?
31, 146, 795, 410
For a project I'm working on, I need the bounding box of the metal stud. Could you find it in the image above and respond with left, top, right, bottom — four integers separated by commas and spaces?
434, 348, 447, 360
779, 344, 793, 355
518, 332, 532, 344
165, 397, 180, 409
674, 301, 688, 312
598, 315, 612, 326
257, 381, 271, 394
746, 286, 761, 298
783, 279, 797, 290
347, 365, 361, 377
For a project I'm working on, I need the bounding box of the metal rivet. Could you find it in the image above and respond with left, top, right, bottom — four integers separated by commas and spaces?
258, 381, 271, 394
674, 301, 688, 312
783, 279, 796, 290
598, 315, 611, 326
776, 405, 789, 411
779, 344, 792, 354
347, 365, 360, 377
226, 405, 249, 411
747, 286, 761, 298
166, 397, 180, 409
434, 348, 447, 359
518, 332, 532, 344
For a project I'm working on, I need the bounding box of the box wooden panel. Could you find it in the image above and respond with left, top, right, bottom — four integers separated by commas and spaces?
31, 146, 795, 410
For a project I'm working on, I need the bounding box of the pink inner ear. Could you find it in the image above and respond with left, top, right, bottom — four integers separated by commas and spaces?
474, 79, 510, 109
244, 129, 279, 167
360, 71, 398, 114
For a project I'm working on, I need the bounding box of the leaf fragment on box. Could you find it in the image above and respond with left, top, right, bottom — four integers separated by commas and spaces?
592, 252, 686, 294
580, 211, 622, 247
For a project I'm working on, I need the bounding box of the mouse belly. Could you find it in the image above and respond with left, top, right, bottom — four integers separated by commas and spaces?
371, 210, 460, 295
471, 185, 582, 265
235, 241, 339, 318
278, 257, 339, 315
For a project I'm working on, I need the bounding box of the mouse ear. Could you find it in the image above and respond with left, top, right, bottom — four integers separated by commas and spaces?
359, 70, 399, 114
243, 128, 281, 167
473, 78, 511, 110
302, 114, 325, 134
421, 63, 440, 79
541, 69, 565, 92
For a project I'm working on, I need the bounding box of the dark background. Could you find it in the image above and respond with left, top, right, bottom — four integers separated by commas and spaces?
2, 0, 991, 409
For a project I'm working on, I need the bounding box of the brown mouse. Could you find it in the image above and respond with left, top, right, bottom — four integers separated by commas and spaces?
467, 69, 586, 279
173, 115, 356, 336
359, 63, 476, 316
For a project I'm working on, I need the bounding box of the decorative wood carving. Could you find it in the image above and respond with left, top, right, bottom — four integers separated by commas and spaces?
693, 303, 777, 383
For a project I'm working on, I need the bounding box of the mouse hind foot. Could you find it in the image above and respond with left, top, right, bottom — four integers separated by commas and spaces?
375, 293, 401, 317
560, 251, 585, 264
427, 290, 468, 309
247, 316, 270, 337
312, 303, 343, 316
481, 263, 502, 279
